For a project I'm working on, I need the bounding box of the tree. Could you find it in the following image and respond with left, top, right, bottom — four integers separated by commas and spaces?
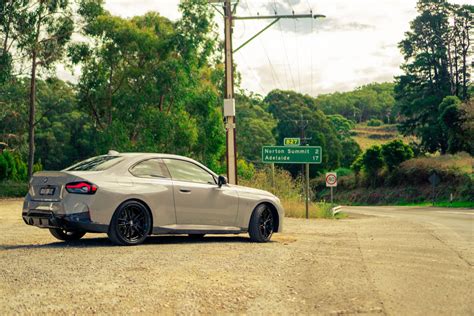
235, 93, 276, 162
327, 114, 361, 167
381, 140, 414, 172
395, 0, 472, 153
459, 99, 474, 154
438, 96, 471, 154
265, 90, 342, 176
10, 0, 74, 178
362, 145, 384, 185
314, 83, 396, 123
71, 0, 225, 169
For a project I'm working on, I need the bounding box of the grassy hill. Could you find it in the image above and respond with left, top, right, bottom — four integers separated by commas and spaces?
352, 123, 415, 150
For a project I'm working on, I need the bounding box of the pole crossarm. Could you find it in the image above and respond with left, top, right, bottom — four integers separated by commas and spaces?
234, 14, 326, 20
232, 14, 325, 53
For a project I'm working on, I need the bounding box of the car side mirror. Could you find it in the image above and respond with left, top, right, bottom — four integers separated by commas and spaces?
218, 175, 227, 187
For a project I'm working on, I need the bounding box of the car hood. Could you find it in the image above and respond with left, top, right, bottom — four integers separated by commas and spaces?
228, 184, 276, 199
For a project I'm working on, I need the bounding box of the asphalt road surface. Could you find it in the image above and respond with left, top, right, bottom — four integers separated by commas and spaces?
1, 200, 472, 315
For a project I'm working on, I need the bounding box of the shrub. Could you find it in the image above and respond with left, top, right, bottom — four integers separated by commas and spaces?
0, 151, 30, 181
381, 140, 414, 172
237, 159, 255, 181
340, 138, 362, 168
335, 167, 353, 177
362, 145, 384, 185
0, 154, 7, 180
367, 119, 383, 126
351, 155, 363, 175
394, 153, 473, 186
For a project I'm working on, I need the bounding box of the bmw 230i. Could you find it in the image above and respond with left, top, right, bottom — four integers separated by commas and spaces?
22, 152, 284, 245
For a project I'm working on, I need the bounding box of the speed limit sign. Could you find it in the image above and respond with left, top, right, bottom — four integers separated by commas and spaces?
326, 172, 337, 187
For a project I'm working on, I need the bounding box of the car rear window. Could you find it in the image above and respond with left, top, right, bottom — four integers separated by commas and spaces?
65, 156, 123, 171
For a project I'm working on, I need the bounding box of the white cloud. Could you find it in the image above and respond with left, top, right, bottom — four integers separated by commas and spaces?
57, 0, 472, 96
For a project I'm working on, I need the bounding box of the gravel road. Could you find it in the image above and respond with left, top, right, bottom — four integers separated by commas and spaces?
0, 199, 472, 315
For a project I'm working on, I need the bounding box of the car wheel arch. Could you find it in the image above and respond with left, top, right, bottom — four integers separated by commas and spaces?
112, 198, 154, 234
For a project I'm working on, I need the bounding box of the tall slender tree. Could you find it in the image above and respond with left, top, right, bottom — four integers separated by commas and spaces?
9, 0, 74, 178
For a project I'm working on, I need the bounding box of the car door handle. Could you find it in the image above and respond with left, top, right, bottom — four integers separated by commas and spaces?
179, 188, 191, 193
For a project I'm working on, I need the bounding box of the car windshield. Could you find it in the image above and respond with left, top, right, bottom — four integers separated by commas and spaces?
65, 155, 123, 171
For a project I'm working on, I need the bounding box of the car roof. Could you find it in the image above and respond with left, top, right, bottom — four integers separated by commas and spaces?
112, 153, 218, 176
117, 153, 194, 160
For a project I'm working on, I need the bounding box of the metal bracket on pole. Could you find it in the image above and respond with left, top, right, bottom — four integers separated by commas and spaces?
233, 14, 325, 53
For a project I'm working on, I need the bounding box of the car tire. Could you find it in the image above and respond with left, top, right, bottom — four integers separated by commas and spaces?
248, 204, 274, 242
49, 228, 86, 241
188, 234, 205, 239
108, 200, 151, 246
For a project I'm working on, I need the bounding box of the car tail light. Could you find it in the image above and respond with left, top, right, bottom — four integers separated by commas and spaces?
65, 182, 98, 194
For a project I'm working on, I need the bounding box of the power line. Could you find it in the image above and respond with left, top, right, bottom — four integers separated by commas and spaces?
278, 20, 296, 90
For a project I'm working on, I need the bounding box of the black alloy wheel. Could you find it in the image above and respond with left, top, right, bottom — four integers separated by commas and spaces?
108, 201, 151, 246
248, 204, 274, 242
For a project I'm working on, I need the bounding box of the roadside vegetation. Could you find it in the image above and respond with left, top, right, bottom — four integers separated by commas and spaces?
240, 168, 343, 219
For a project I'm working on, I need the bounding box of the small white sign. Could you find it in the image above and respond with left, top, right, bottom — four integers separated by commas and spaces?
326, 172, 337, 187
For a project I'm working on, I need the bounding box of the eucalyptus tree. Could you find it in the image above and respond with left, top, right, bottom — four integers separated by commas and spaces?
5, 0, 74, 178
395, 0, 472, 153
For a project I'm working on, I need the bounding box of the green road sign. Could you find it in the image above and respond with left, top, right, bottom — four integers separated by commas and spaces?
283, 137, 300, 146
262, 146, 322, 164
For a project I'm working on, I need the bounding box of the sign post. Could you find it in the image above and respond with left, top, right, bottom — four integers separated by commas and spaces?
326, 172, 337, 205
262, 144, 322, 219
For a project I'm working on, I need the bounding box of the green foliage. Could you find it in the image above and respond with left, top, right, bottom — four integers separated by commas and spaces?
0, 154, 7, 180
351, 155, 364, 175
340, 138, 362, 168
362, 145, 384, 183
236, 93, 276, 162
315, 82, 396, 123
396, 1, 472, 153
334, 167, 353, 177
327, 115, 355, 139
0, 151, 27, 181
265, 90, 342, 175
367, 119, 383, 127
438, 96, 471, 154
0, 180, 29, 197
237, 159, 255, 181
381, 140, 414, 172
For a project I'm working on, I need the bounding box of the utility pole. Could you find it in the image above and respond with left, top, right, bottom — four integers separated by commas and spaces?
211, 0, 325, 185
223, 0, 237, 185
298, 114, 311, 219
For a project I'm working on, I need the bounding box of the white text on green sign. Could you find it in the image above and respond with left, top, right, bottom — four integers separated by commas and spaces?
262, 146, 322, 164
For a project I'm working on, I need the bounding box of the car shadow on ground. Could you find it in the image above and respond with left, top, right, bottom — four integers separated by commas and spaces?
0, 234, 254, 250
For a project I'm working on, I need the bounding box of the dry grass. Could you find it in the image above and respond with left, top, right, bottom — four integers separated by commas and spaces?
283, 199, 338, 219
240, 167, 339, 219
399, 153, 473, 176
352, 123, 415, 150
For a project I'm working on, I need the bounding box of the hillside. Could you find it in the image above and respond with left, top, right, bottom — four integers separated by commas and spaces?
352, 123, 415, 151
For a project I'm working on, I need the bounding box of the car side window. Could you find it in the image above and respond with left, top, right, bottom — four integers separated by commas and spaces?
163, 159, 216, 185
129, 159, 170, 178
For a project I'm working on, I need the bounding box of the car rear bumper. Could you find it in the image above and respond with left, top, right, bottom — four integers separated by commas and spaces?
22, 211, 108, 233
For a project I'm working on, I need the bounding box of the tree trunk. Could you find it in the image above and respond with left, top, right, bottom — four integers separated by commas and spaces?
27, 52, 37, 179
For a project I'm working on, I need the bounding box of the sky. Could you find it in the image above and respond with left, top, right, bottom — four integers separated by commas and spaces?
63, 0, 469, 97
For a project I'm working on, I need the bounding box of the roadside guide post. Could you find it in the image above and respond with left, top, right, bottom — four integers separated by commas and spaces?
325, 172, 337, 205
262, 142, 322, 219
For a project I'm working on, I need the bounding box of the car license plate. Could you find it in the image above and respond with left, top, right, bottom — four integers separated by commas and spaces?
39, 187, 55, 195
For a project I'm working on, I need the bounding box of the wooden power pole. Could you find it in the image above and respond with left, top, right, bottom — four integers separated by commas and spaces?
211, 0, 325, 185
